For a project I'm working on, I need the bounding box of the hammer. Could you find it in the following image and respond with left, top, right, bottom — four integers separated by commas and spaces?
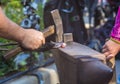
3, 25, 55, 60
3, 9, 66, 60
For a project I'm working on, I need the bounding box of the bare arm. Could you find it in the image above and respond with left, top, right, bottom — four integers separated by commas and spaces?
0, 7, 45, 50
0, 7, 25, 41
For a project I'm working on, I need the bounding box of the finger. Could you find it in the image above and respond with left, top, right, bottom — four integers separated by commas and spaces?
106, 55, 114, 60
42, 37, 45, 44
102, 44, 107, 49
37, 34, 45, 45
105, 38, 109, 41
40, 36, 45, 45
102, 48, 108, 53
103, 51, 111, 57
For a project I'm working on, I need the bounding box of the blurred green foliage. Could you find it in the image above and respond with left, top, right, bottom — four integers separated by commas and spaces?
0, 0, 44, 76
5, 1, 24, 24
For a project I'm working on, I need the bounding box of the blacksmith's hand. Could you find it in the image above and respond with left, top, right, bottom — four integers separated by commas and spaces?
20, 29, 45, 50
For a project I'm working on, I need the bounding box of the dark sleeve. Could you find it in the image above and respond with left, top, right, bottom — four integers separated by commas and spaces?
0, 1, 1, 5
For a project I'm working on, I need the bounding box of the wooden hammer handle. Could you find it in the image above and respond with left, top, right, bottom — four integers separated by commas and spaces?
4, 25, 55, 60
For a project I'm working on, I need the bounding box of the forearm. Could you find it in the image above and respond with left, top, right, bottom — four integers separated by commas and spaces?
0, 7, 25, 42
0, 7, 45, 50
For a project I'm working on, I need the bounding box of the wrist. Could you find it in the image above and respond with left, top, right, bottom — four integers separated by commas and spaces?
110, 37, 120, 44
15, 27, 26, 43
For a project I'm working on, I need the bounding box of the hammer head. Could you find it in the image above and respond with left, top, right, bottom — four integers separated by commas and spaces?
51, 9, 63, 42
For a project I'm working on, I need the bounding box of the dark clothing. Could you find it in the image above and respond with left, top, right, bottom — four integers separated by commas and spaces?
107, 0, 120, 13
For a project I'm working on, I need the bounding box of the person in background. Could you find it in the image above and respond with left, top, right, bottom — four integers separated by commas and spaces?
0, 7, 45, 50
102, 6, 120, 60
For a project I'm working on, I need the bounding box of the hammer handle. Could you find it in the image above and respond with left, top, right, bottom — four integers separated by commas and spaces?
4, 25, 55, 60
